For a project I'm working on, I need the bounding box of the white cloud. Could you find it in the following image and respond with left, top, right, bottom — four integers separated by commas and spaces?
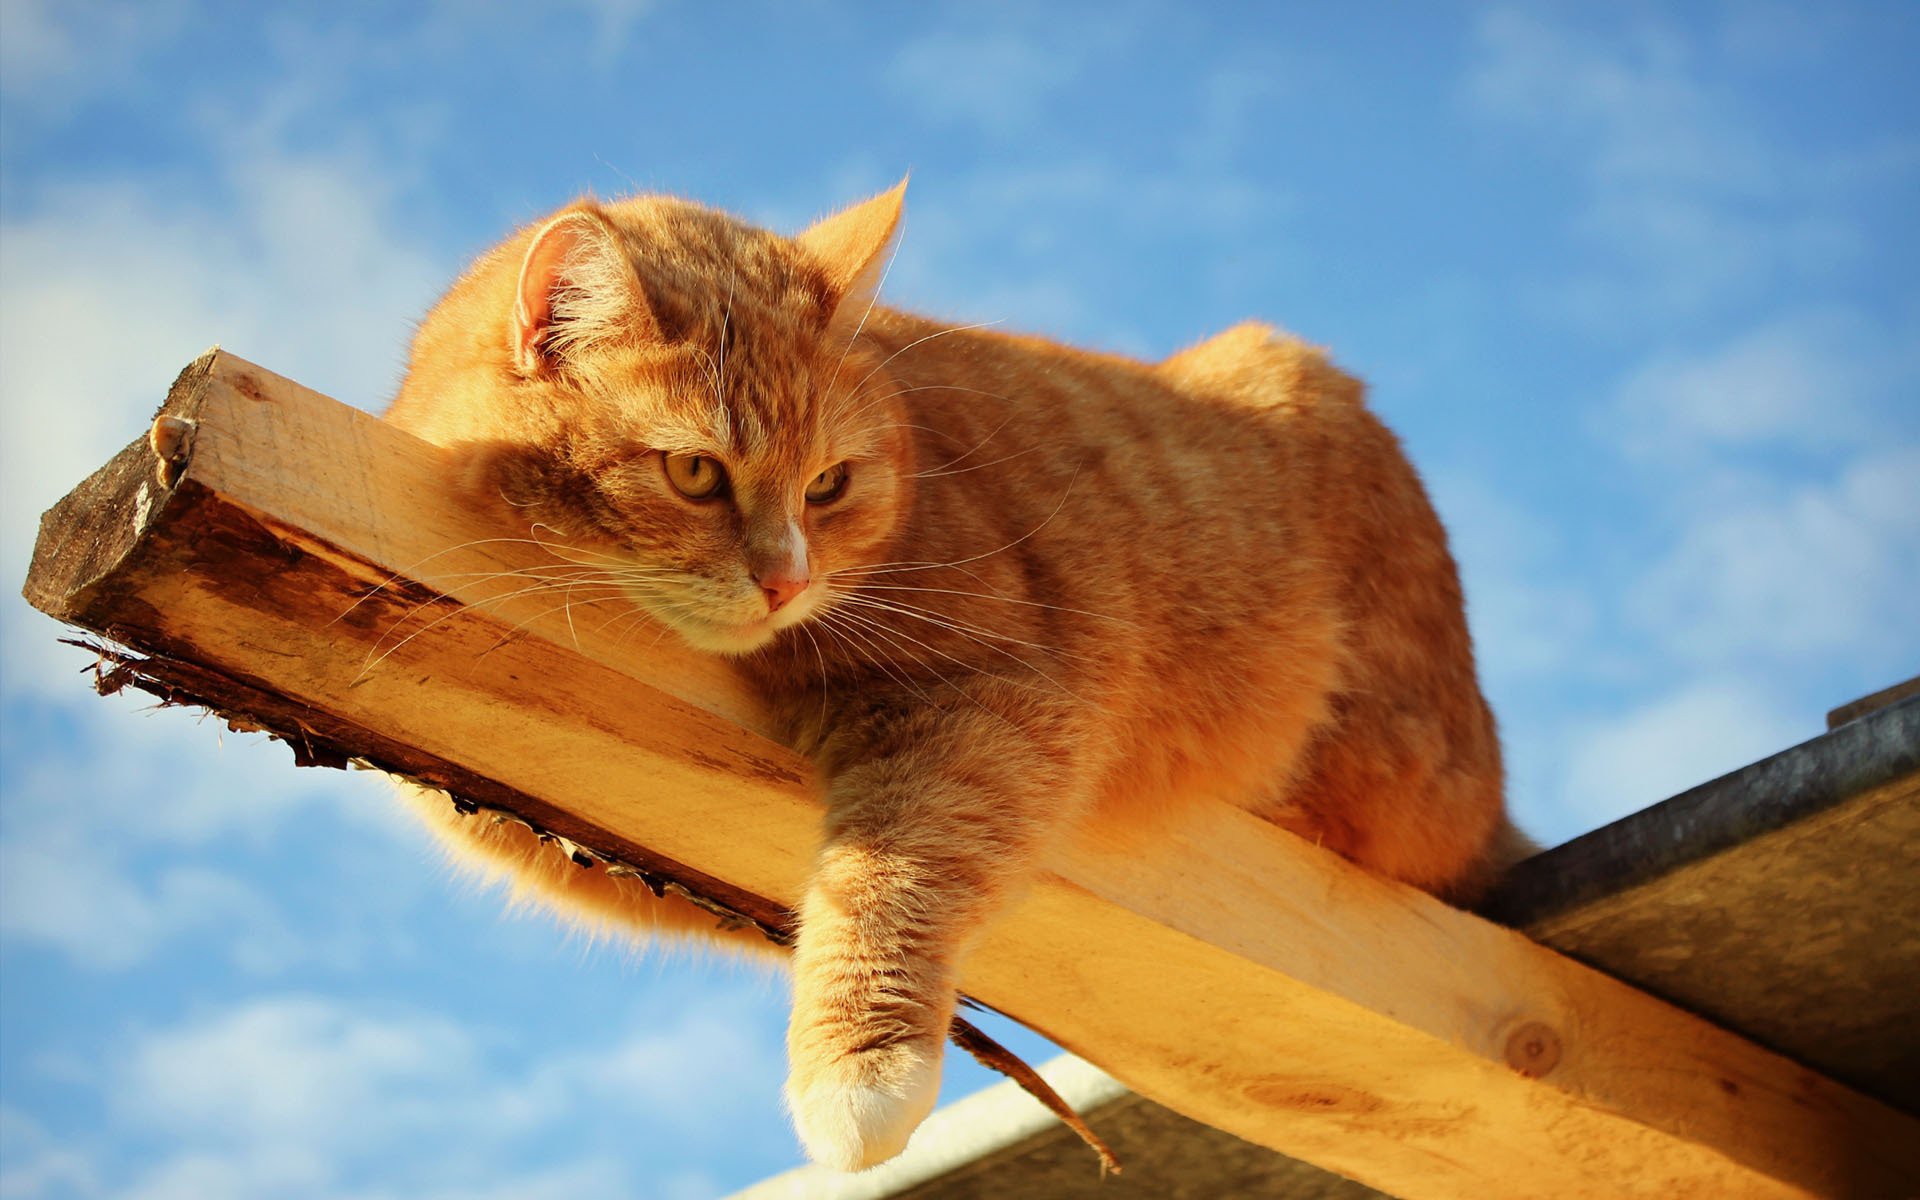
1467, 9, 1769, 196
0, 672, 422, 970
878, 156, 1285, 353
0, 0, 189, 113
1560, 678, 1805, 828
120, 997, 495, 1148
1595, 302, 1919, 678
1627, 444, 1920, 675
887, 33, 1070, 133
416, 0, 661, 69
69, 989, 786, 1198
1607, 310, 1910, 458
1463, 8, 1893, 326
0, 1106, 100, 1199
516, 1005, 783, 1140
396, 1159, 645, 1200
1, 847, 229, 972
0, 30, 451, 979
1564, 196, 1856, 326
884, 7, 1147, 137
1428, 470, 1599, 688
2, 692, 397, 849
0, 153, 442, 601
120, 1149, 326, 1200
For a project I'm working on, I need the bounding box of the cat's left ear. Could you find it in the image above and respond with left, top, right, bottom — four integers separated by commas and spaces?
798, 177, 907, 328
512, 206, 654, 375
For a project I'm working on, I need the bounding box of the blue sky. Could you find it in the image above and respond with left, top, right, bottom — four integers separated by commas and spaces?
2, 2, 1916, 1196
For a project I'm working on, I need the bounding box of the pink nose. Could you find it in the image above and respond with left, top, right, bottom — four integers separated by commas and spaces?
758, 571, 810, 613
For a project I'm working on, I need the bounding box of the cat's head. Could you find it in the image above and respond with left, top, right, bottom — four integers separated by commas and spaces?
391, 183, 914, 655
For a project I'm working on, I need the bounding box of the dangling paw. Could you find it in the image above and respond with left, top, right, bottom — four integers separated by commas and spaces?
785, 1037, 943, 1171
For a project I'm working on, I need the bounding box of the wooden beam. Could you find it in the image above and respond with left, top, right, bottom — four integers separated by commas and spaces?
738, 697, 1920, 1200
1490, 695, 1920, 1114
1826, 676, 1920, 730
24, 351, 1920, 1199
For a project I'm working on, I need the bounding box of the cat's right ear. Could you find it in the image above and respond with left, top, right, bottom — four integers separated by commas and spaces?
798, 178, 908, 331
512, 208, 653, 375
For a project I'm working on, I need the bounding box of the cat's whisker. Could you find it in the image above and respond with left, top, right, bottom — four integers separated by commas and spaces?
349, 564, 608, 655
800, 622, 830, 732
561, 579, 585, 648
825, 603, 991, 695
524, 524, 651, 570
397, 565, 626, 592
813, 609, 949, 713
479, 586, 628, 656
588, 599, 649, 639
868, 420, 977, 448
333, 538, 618, 623
907, 413, 1016, 476
714, 270, 738, 435
829, 320, 1003, 412
829, 595, 1087, 702
835, 582, 1140, 630
829, 587, 1057, 653
356, 575, 630, 682
688, 342, 724, 406
858, 382, 1018, 407
912, 444, 1048, 480
824, 225, 901, 396
831, 592, 1088, 667
820, 558, 953, 576
825, 467, 1083, 600
841, 382, 1019, 427
905, 465, 1083, 574
823, 606, 1041, 730
592, 599, 663, 653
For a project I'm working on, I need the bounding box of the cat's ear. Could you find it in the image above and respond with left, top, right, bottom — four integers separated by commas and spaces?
798, 177, 907, 327
512, 207, 654, 375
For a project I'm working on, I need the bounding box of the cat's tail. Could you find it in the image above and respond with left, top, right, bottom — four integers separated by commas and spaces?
1489, 813, 1543, 870
391, 777, 785, 960
1446, 813, 1542, 909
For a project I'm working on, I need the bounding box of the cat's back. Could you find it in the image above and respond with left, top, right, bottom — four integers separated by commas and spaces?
859, 309, 1385, 553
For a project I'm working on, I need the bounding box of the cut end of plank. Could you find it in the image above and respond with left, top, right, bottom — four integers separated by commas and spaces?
23, 349, 221, 621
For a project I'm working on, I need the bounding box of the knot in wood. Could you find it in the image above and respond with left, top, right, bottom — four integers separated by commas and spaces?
148, 415, 198, 487
1504, 1020, 1562, 1078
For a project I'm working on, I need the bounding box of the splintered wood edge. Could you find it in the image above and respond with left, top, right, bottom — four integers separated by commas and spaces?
69, 636, 794, 936
59, 634, 1121, 1171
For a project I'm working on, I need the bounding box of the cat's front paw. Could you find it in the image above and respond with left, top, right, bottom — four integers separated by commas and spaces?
785, 1037, 942, 1171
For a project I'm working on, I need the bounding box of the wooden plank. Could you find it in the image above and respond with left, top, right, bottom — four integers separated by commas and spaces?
1827, 676, 1920, 730
747, 699, 1917, 1199
1489, 697, 1920, 1112
23, 350, 1920, 1199
730, 1054, 1389, 1200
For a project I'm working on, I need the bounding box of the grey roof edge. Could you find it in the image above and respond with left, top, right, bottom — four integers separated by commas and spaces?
1481, 692, 1919, 929
725, 1055, 1127, 1200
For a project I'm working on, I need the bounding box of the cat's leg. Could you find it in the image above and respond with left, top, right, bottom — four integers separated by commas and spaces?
784, 700, 1078, 1170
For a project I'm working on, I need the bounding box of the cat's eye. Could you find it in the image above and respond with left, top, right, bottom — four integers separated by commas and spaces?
806, 462, 850, 504
663, 452, 727, 500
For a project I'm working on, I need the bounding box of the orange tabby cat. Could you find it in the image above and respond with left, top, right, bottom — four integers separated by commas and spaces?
384, 181, 1521, 1170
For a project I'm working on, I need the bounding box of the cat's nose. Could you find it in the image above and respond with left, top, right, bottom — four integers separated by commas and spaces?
758, 570, 810, 613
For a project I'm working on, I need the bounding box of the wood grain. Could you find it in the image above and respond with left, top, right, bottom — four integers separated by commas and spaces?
23, 351, 1920, 1199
